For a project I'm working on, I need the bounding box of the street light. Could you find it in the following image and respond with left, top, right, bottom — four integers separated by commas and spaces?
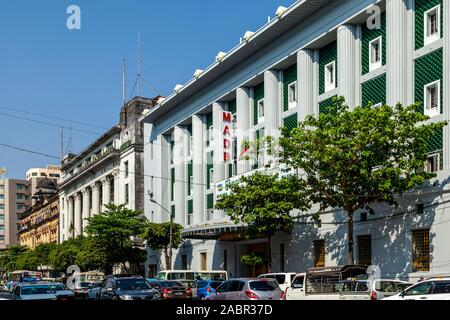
148, 191, 173, 270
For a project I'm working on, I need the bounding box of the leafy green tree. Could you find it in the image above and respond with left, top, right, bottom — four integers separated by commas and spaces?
0, 245, 28, 273
240, 253, 267, 277
49, 238, 81, 272
142, 222, 184, 270
280, 97, 447, 264
16, 243, 57, 270
85, 204, 148, 273
215, 173, 309, 272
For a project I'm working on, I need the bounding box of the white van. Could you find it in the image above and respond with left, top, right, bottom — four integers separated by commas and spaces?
257, 273, 296, 292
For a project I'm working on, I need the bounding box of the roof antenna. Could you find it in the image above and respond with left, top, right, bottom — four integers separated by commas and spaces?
122, 59, 127, 107
137, 32, 141, 97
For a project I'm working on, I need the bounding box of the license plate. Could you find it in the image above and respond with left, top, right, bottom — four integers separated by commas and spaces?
174, 292, 183, 296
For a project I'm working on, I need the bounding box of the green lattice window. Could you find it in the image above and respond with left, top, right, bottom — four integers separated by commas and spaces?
284, 113, 298, 131
426, 127, 443, 154
319, 41, 338, 95
187, 199, 193, 214
229, 99, 237, 114
207, 193, 214, 209
254, 83, 265, 125
415, 0, 443, 50
414, 48, 443, 114
361, 74, 386, 107
362, 12, 386, 75
283, 64, 297, 111
319, 96, 337, 114
170, 168, 175, 201
206, 152, 213, 189
187, 160, 193, 196
171, 205, 175, 219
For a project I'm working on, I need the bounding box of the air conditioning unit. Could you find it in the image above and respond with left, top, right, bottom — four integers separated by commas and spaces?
275, 6, 288, 18
243, 31, 255, 41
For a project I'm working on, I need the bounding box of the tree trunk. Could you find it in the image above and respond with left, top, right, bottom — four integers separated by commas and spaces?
347, 210, 355, 265
163, 245, 170, 270
267, 234, 272, 273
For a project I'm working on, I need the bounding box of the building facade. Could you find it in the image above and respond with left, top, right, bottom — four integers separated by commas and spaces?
26, 165, 60, 201
19, 179, 59, 249
141, 0, 450, 280
0, 178, 31, 250
58, 97, 158, 242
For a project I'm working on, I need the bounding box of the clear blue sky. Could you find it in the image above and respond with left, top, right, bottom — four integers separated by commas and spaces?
0, 0, 294, 179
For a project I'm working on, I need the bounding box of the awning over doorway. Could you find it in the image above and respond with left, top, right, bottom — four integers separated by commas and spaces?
181, 223, 246, 240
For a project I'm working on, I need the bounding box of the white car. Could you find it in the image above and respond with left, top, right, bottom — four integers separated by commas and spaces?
257, 273, 296, 292
354, 279, 412, 300
383, 278, 450, 300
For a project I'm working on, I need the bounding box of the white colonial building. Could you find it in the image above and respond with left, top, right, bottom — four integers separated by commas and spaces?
59, 97, 158, 241
141, 0, 450, 280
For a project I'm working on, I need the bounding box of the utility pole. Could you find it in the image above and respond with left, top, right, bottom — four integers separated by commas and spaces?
122, 59, 127, 108
148, 192, 173, 270
60, 126, 64, 161
137, 32, 141, 97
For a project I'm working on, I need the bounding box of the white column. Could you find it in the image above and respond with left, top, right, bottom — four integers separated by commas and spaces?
59, 196, 65, 242
236, 87, 251, 174
213, 102, 226, 183
444, 0, 450, 170
192, 115, 205, 224
264, 70, 282, 139
337, 24, 360, 109
386, 0, 409, 106
74, 193, 82, 237
174, 126, 187, 226
91, 182, 100, 216
82, 189, 90, 235
297, 49, 316, 121
68, 197, 74, 239
113, 170, 120, 205
102, 176, 111, 211
152, 135, 170, 223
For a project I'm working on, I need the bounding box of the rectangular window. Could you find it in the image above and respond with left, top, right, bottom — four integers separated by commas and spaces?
181, 254, 188, 270
16, 184, 25, 190
424, 6, 440, 45
209, 168, 214, 189
0, 236, 4, 241
325, 61, 336, 92
412, 229, 430, 272
358, 235, 372, 266
189, 176, 194, 195
125, 184, 129, 204
16, 193, 25, 201
314, 240, 325, 268
369, 37, 382, 71
424, 80, 440, 117
288, 82, 297, 109
124, 161, 129, 178
426, 153, 440, 173
0, 195, 3, 200
201, 252, 207, 271
257, 99, 265, 123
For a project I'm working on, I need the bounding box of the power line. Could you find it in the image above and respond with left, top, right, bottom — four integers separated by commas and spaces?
0, 142, 60, 160
0, 105, 109, 130
0, 111, 103, 136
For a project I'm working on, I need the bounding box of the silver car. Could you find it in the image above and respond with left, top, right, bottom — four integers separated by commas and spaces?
206, 278, 285, 300
12, 283, 57, 301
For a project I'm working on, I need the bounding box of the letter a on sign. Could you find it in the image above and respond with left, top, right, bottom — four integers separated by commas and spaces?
223, 125, 230, 136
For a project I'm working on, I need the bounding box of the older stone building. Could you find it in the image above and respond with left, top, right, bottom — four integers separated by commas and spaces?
19, 179, 59, 249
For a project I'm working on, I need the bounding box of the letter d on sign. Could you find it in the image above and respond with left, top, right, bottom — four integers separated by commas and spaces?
67, 5, 81, 30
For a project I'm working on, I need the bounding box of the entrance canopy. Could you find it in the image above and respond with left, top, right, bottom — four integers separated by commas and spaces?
181, 223, 245, 241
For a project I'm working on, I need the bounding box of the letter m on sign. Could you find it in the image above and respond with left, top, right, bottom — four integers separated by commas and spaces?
223, 112, 232, 123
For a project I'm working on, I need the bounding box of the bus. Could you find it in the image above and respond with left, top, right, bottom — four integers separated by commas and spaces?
156, 270, 227, 282
6, 271, 42, 292
78, 271, 105, 284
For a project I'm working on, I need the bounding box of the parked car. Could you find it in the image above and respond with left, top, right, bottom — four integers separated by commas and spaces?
72, 281, 95, 299
12, 283, 57, 301
383, 278, 450, 300
150, 280, 190, 299
206, 278, 285, 300
257, 273, 296, 292
178, 280, 198, 299
196, 280, 224, 300
48, 282, 75, 300
87, 282, 102, 300
98, 275, 160, 300
353, 279, 412, 300
285, 265, 370, 300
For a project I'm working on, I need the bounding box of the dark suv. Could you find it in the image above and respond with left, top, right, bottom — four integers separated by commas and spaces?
99, 275, 160, 300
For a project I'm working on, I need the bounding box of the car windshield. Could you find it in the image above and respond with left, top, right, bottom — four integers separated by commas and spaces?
50, 284, 66, 291
249, 281, 278, 291
116, 279, 151, 291
21, 285, 52, 295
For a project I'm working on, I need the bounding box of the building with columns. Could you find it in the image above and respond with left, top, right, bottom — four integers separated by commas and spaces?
58, 97, 158, 242
141, 0, 450, 280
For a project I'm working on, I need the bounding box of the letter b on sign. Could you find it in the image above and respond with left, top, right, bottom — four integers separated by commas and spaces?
67, 5, 81, 30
